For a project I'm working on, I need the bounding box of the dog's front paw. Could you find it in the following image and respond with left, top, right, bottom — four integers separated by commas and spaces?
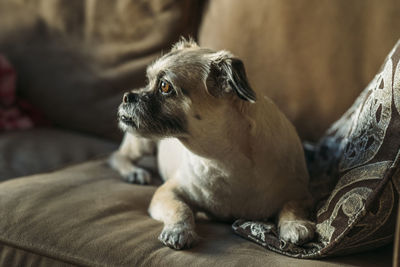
122, 168, 152, 185
279, 220, 315, 245
159, 223, 198, 250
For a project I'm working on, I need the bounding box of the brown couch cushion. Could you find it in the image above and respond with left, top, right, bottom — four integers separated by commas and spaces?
199, 0, 400, 141
233, 40, 400, 258
0, 159, 393, 266
0, 127, 117, 181
0, 0, 202, 140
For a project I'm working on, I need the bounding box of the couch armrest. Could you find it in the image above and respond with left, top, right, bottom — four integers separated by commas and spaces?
394, 200, 400, 267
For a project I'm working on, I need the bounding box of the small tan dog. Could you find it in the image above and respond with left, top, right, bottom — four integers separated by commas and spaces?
109, 39, 314, 249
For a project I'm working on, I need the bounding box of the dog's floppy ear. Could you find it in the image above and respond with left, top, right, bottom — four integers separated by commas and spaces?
206, 51, 256, 103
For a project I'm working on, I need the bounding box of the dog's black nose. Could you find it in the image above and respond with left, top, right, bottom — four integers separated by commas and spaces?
123, 92, 138, 103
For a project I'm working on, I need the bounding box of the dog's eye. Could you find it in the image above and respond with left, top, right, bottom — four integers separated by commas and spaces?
159, 81, 173, 95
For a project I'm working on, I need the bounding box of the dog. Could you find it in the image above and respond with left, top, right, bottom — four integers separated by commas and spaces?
109, 38, 315, 250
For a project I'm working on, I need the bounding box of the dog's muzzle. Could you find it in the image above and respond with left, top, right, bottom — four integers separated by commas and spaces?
123, 91, 139, 104
119, 114, 136, 127
118, 91, 141, 128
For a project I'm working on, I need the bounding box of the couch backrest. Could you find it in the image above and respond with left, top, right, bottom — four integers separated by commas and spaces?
0, 0, 202, 140
199, 0, 400, 141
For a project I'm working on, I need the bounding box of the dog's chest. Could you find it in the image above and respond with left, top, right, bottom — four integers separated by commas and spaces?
157, 139, 275, 220
179, 153, 245, 217
158, 138, 229, 183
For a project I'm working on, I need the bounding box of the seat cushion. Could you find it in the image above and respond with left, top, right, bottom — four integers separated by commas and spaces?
0, 159, 393, 266
0, 127, 117, 181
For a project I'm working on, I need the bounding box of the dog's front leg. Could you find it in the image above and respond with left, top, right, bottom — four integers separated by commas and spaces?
278, 199, 315, 245
149, 178, 198, 249
109, 133, 155, 184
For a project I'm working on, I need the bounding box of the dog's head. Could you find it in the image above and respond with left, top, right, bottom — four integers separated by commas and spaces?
118, 38, 256, 138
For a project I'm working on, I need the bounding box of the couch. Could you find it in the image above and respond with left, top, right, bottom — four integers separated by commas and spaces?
0, 0, 399, 266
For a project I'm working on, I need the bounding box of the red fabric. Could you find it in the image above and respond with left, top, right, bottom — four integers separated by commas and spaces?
0, 55, 48, 131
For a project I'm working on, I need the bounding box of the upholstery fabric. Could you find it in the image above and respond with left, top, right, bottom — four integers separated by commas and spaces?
0, 159, 393, 266
0, 245, 73, 267
0, 54, 49, 131
0, 0, 202, 140
0, 127, 117, 181
394, 203, 400, 267
199, 0, 400, 141
233, 40, 400, 258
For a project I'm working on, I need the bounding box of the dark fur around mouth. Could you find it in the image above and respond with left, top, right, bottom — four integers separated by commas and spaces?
119, 115, 136, 127
118, 92, 187, 137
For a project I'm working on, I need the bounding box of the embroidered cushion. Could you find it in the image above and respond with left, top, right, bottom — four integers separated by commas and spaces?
233, 39, 400, 258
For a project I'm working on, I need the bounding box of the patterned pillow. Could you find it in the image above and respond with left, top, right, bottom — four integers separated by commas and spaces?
232, 39, 400, 258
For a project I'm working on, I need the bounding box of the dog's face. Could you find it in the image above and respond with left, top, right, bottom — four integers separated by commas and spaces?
118, 39, 256, 139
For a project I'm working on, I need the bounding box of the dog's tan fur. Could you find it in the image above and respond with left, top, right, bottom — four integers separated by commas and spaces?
109, 39, 314, 249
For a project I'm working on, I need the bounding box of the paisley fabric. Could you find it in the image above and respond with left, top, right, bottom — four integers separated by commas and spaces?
232, 39, 400, 258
